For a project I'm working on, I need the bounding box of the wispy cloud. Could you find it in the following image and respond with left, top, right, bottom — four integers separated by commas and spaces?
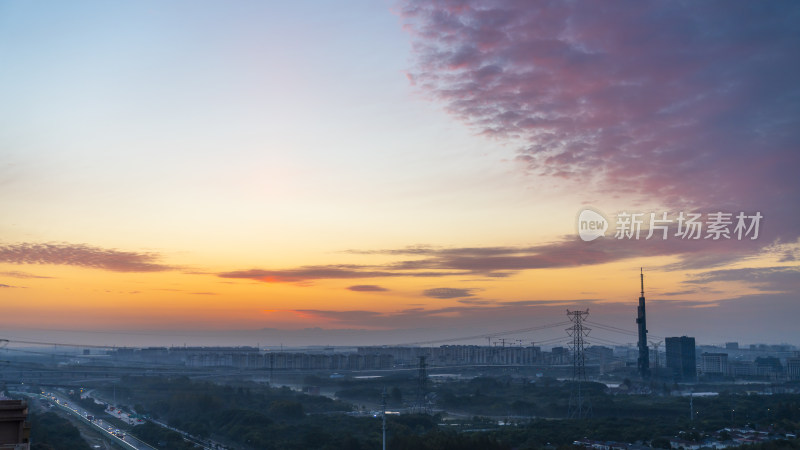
0, 242, 175, 272
457, 298, 495, 305
379, 237, 757, 274
347, 285, 389, 292
0, 270, 53, 279
686, 266, 800, 293
221, 235, 768, 285
423, 287, 475, 299
218, 265, 464, 283
659, 290, 698, 297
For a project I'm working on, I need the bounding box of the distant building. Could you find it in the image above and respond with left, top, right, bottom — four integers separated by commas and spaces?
586, 346, 613, 363
357, 345, 541, 367
434, 345, 541, 366
725, 342, 739, 350
701, 352, 728, 376
728, 360, 755, 378
551, 347, 569, 365
755, 356, 783, 379
787, 358, 800, 381
585, 346, 613, 373
665, 336, 696, 381
0, 400, 30, 450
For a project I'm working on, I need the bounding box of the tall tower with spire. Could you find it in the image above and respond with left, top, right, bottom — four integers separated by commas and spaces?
636, 268, 651, 379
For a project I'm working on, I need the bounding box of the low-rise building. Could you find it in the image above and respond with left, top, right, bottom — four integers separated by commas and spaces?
0, 400, 30, 450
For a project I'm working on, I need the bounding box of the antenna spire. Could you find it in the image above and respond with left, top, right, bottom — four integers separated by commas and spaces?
636, 268, 650, 379
640, 267, 644, 296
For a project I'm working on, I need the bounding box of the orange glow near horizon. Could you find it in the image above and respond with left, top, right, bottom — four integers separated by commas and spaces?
2, 241, 792, 335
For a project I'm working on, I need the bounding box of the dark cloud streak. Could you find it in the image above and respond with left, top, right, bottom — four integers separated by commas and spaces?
0, 270, 53, 279
686, 266, 800, 292
423, 287, 475, 299
218, 266, 465, 283
0, 242, 174, 272
347, 285, 389, 292
220, 234, 767, 284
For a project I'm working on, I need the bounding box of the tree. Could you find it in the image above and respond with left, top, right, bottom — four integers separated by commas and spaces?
269, 400, 305, 419
651, 437, 671, 449
391, 387, 403, 404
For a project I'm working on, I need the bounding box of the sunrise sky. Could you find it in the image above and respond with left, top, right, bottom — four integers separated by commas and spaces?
1, 1, 799, 347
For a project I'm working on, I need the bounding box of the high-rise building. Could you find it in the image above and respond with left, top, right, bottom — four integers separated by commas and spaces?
665, 336, 696, 381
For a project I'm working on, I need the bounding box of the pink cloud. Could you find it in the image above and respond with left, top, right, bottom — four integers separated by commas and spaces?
401, 0, 800, 243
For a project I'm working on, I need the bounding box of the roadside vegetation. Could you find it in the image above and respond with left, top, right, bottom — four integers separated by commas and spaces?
80, 374, 800, 449
29, 412, 91, 450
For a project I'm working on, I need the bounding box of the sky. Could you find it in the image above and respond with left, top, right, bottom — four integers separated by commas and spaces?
1, 0, 799, 348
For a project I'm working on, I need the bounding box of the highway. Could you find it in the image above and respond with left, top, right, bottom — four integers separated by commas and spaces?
37, 390, 157, 450
85, 390, 226, 450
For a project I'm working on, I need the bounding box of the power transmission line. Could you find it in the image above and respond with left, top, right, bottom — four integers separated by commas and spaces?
586, 320, 664, 340
395, 320, 571, 346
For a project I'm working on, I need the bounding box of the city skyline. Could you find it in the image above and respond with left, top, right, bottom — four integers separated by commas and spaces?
1, 1, 799, 347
